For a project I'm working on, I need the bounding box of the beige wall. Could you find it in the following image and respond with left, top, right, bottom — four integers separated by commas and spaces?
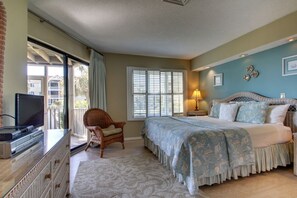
3, 0, 28, 125
28, 12, 89, 62
27, 8, 199, 139
191, 10, 297, 70
104, 53, 198, 138
1, 2, 89, 126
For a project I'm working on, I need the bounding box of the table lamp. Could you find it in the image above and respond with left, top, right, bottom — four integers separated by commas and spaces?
192, 89, 202, 111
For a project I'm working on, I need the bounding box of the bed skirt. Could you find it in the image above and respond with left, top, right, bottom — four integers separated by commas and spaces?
144, 135, 294, 192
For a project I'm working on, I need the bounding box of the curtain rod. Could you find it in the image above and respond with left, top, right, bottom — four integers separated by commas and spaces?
28, 10, 104, 57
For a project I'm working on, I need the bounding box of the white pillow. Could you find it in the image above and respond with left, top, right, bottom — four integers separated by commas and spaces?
219, 103, 239, 122
266, 104, 290, 125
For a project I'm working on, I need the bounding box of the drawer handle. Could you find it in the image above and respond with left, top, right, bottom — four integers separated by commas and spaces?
44, 173, 51, 180
66, 162, 70, 166
54, 159, 60, 164
55, 183, 61, 189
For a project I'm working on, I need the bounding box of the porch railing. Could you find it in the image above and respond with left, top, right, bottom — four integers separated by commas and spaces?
47, 108, 88, 138
47, 108, 63, 129
71, 108, 88, 138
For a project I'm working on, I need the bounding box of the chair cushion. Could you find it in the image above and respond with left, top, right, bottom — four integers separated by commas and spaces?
102, 125, 122, 136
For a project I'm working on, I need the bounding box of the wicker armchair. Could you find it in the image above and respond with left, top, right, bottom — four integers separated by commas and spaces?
83, 108, 126, 158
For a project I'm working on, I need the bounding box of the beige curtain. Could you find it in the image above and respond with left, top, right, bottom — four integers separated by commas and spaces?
89, 49, 106, 110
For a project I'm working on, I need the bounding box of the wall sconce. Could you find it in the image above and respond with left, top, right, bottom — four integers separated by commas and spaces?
191, 89, 202, 111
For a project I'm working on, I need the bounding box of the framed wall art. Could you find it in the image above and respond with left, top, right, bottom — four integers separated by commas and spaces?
282, 54, 297, 76
213, 73, 223, 86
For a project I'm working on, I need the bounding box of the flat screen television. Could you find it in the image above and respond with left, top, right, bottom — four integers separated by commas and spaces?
15, 93, 44, 128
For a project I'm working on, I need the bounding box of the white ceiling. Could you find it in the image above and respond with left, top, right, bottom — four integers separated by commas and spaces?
28, 0, 297, 60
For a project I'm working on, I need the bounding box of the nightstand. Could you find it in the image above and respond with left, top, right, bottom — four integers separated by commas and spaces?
293, 133, 297, 176
187, 110, 207, 116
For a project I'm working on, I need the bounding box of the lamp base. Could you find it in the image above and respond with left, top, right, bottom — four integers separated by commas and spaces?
194, 100, 199, 111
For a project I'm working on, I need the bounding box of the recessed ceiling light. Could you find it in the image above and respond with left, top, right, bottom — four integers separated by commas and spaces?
162, 0, 190, 6
288, 38, 295, 42
240, 54, 247, 58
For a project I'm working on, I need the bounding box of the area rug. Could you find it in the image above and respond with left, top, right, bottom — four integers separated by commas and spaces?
71, 153, 202, 198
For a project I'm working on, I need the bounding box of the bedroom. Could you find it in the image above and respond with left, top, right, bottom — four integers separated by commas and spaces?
1, 0, 297, 197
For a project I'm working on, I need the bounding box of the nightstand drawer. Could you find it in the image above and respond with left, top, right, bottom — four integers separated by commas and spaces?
293, 133, 297, 176
187, 110, 207, 116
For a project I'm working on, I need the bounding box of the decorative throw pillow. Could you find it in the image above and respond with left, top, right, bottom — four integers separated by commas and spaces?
209, 103, 221, 118
235, 102, 269, 124
219, 103, 239, 121
266, 104, 290, 125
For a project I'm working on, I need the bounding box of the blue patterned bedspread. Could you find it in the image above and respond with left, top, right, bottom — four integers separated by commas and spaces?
143, 116, 255, 195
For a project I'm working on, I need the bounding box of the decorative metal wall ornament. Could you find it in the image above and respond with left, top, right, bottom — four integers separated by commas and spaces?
243, 65, 259, 81
246, 65, 254, 73
251, 70, 259, 78
243, 74, 251, 81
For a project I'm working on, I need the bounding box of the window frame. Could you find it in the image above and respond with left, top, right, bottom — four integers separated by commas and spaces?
127, 66, 187, 121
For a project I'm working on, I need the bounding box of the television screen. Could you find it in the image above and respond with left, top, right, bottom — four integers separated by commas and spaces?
15, 93, 44, 128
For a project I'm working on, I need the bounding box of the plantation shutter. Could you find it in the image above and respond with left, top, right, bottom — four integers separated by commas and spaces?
132, 70, 146, 118
128, 67, 185, 120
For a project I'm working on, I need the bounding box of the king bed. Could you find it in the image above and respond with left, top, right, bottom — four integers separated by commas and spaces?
142, 92, 297, 195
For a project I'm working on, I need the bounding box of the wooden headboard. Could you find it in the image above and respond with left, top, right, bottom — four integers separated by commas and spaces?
211, 92, 297, 133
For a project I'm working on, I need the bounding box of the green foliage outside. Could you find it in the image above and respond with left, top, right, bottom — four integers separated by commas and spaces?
74, 65, 88, 99
75, 100, 88, 108
74, 65, 89, 109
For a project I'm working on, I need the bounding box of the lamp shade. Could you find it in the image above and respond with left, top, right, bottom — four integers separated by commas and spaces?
192, 89, 202, 100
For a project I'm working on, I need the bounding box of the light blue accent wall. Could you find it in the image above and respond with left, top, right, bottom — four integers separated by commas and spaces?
199, 41, 297, 109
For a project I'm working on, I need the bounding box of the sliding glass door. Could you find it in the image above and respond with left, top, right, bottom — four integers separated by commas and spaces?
68, 59, 89, 149
27, 39, 89, 150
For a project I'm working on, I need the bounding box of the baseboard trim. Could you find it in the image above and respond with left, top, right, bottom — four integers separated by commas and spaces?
125, 136, 142, 141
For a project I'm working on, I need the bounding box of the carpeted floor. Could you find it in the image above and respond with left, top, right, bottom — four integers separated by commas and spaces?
71, 153, 198, 198
71, 152, 297, 198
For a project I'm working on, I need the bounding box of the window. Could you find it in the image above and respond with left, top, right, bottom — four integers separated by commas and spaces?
27, 79, 43, 96
50, 82, 59, 88
48, 90, 59, 96
127, 67, 186, 120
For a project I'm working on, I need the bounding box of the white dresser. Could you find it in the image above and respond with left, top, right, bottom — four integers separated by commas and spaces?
0, 129, 70, 198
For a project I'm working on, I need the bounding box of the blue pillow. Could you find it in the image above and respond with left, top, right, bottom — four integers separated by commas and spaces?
235, 102, 269, 124
209, 103, 221, 118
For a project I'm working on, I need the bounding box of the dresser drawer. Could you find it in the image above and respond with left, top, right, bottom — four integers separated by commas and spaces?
37, 162, 52, 195
21, 162, 51, 198
53, 153, 70, 198
52, 135, 70, 175
58, 170, 70, 198
40, 184, 52, 198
